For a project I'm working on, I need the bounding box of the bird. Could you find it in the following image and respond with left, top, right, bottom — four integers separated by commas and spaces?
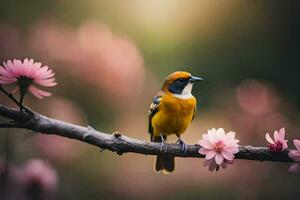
148, 71, 203, 173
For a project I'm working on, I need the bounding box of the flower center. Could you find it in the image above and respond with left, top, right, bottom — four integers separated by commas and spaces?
275, 141, 283, 151
268, 141, 283, 152
214, 141, 225, 153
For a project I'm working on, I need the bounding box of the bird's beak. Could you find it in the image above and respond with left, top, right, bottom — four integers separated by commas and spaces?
190, 76, 204, 83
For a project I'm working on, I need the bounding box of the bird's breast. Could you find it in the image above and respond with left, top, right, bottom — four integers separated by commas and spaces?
151, 94, 196, 136
162, 94, 196, 114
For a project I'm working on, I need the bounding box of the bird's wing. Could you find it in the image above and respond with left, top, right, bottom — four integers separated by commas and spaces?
148, 91, 164, 137
192, 106, 196, 121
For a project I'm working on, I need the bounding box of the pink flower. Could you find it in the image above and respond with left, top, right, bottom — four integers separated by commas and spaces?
265, 128, 288, 152
18, 159, 58, 191
203, 158, 233, 172
198, 128, 239, 171
288, 139, 300, 173
0, 58, 57, 99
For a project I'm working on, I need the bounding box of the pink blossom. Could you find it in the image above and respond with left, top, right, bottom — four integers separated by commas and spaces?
288, 139, 300, 173
198, 128, 239, 171
0, 58, 57, 99
265, 128, 288, 152
18, 159, 58, 191
203, 158, 233, 172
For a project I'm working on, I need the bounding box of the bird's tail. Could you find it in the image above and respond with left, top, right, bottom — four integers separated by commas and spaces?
152, 136, 175, 173
155, 154, 175, 173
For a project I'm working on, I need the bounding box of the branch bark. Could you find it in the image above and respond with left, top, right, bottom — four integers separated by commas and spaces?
0, 104, 294, 163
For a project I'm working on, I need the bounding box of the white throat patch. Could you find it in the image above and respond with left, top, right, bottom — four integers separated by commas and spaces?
173, 83, 194, 99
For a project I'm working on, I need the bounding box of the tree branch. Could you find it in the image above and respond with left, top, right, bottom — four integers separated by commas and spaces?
0, 104, 294, 163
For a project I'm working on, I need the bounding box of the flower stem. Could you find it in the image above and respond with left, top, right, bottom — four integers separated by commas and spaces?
18, 83, 29, 112
19, 95, 24, 111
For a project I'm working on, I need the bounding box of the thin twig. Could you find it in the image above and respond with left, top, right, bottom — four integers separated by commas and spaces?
0, 86, 20, 106
0, 86, 31, 113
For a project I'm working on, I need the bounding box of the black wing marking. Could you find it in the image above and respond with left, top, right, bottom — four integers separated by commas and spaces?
192, 106, 196, 121
148, 95, 161, 136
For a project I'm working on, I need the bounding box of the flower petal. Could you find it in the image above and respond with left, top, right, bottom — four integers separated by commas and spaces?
28, 86, 52, 99
221, 161, 227, 169
278, 128, 285, 141
198, 139, 213, 149
208, 160, 218, 172
207, 131, 217, 143
216, 128, 226, 139
34, 78, 57, 87
215, 153, 224, 165
203, 159, 212, 167
221, 150, 234, 161
224, 146, 239, 154
225, 131, 235, 141
265, 133, 274, 144
293, 139, 300, 151
198, 148, 210, 155
274, 131, 279, 141
282, 142, 288, 151
205, 151, 216, 160
288, 150, 300, 161
288, 163, 300, 173
0, 76, 17, 84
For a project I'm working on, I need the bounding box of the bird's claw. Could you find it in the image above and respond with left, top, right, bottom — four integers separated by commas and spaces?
160, 140, 168, 153
160, 135, 168, 153
177, 138, 188, 154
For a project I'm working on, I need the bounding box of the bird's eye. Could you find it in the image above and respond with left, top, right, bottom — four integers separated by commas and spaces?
178, 78, 185, 82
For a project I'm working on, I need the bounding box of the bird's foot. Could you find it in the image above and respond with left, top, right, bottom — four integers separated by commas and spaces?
176, 138, 188, 154
160, 135, 167, 153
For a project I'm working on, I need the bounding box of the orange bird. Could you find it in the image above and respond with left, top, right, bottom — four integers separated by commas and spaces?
148, 71, 203, 173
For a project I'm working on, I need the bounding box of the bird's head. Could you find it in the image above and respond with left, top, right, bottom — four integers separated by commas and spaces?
162, 71, 203, 98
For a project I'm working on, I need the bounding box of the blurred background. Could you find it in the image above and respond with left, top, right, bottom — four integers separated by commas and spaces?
0, 0, 300, 199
